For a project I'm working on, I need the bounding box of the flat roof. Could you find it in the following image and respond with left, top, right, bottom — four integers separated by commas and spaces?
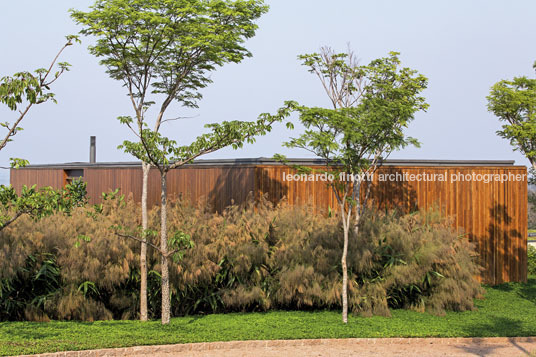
16, 158, 519, 169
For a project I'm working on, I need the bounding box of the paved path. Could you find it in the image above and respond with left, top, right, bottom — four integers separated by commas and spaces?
21, 337, 536, 357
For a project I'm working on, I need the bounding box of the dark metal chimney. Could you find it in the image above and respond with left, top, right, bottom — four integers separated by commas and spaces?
89, 136, 96, 163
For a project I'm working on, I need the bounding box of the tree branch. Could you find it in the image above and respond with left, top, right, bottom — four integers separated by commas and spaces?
114, 232, 162, 255
0, 39, 73, 152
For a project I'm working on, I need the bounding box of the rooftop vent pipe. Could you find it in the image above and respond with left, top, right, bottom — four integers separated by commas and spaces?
89, 136, 96, 163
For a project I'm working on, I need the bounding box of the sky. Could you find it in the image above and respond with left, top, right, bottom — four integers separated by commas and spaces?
0, 0, 535, 183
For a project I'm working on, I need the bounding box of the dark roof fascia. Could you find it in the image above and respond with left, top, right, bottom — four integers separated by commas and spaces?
15, 157, 521, 169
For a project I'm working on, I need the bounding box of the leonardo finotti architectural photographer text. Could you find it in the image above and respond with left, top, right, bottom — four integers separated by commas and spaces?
282, 171, 527, 183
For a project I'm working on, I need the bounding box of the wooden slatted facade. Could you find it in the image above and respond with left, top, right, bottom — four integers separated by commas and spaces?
10, 159, 528, 284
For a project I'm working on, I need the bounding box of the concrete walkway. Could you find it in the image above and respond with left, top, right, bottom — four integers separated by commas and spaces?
20, 337, 536, 357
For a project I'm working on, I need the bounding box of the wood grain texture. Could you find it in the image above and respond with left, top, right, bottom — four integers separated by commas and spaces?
11, 164, 527, 284
253, 165, 528, 285
10, 169, 64, 191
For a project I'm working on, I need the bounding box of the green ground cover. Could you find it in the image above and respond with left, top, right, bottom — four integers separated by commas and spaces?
2, 277, 536, 356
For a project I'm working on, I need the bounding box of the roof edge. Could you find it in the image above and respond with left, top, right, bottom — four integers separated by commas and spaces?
14, 157, 520, 169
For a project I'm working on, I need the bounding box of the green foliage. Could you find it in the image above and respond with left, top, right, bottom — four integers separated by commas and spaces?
71, 0, 268, 110
0, 71, 53, 111
0, 36, 78, 152
89, 189, 125, 218
529, 167, 536, 185
528, 190, 536, 230
72, 1, 273, 323
2, 278, 536, 355
0, 179, 88, 231
352, 211, 483, 316
102, 188, 124, 202
119, 105, 293, 170
0, 253, 61, 321
73, 234, 92, 249
528, 246, 536, 275
277, 50, 428, 193
70, 0, 282, 174
276, 47, 429, 323
9, 158, 29, 169
487, 65, 536, 165
78, 281, 99, 299
0, 197, 482, 321
0, 197, 139, 321
0, 35, 82, 236
168, 231, 194, 264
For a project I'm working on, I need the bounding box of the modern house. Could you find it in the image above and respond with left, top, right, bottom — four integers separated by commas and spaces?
9, 139, 528, 284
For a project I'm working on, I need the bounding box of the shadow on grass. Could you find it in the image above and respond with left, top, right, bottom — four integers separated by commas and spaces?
457, 316, 533, 356
486, 276, 536, 307
518, 277, 536, 305
462, 314, 532, 337
186, 315, 206, 324
486, 282, 514, 292
0, 319, 156, 341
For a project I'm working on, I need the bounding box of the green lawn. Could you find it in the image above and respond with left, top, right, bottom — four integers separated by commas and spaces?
2, 278, 536, 356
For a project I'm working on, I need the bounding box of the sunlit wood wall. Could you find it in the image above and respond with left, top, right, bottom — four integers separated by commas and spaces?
11, 163, 527, 284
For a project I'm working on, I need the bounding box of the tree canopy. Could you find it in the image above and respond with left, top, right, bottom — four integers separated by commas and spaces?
487, 63, 536, 168
0, 37, 77, 160
0, 37, 85, 234
71, 0, 272, 325
276, 48, 428, 324
71, 0, 268, 131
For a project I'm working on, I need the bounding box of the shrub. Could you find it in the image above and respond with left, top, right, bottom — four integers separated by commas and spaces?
349, 210, 484, 316
0, 252, 60, 321
0, 196, 483, 321
0, 196, 139, 321
528, 245, 536, 275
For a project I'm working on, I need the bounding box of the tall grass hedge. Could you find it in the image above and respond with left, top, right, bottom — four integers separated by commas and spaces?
0, 196, 483, 321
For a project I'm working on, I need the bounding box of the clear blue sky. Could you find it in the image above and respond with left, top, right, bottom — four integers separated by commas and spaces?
0, 0, 535, 171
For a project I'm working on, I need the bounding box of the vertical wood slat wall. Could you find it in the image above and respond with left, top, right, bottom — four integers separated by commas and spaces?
84, 166, 256, 213
254, 165, 528, 285
10, 164, 527, 284
10, 169, 65, 190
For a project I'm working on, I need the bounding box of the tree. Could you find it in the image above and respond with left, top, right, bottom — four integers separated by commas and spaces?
71, 0, 272, 324
0, 180, 87, 232
119, 108, 290, 324
0, 37, 77, 164
487, 62, 536, 171
0, 37, 85, 231
275, 48, 428, 323
528, 189, 536, 230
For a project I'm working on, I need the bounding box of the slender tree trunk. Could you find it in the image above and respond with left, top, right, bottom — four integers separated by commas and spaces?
140, 162, 150, 321
353, 179, 362, 237
353, 205, 361, 238
341, 203, 350, 324
160, 171, 171, 325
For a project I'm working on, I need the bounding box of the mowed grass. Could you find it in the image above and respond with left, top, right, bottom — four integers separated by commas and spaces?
2, 277, 536, 356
